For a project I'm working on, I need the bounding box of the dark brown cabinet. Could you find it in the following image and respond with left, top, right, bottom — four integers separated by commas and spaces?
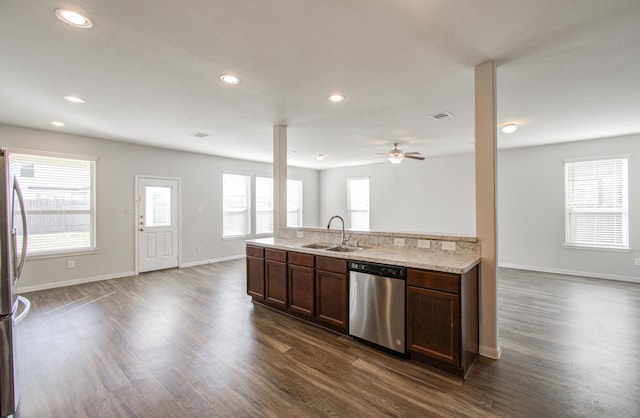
287, 252, 315, 318
246, 245, 265, 300
406, 267, 478, 378
265, 248, 287, 310
315, 256, 348, 333
246, 244, 478, 378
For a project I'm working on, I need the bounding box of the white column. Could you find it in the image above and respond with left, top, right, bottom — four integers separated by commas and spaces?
273, 125, 288, 233
474, 61, 501, 359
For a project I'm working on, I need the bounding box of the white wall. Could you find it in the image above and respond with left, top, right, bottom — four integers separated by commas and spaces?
498, 134, 640, 282
319, 153, 476, 234
1, 124, 319, 291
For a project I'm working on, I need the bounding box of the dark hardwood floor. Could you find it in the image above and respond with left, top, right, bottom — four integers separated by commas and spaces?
17, 261, 640, 417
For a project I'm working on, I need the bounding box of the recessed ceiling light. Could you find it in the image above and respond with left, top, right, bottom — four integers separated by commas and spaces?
50, 121, 65, 127
63, 95, 85, 104
220, 74, 240, 85
54, 9, 93, 28
328, 94, 345, 102
501, 123, 518, 134
316, 154, 327, 161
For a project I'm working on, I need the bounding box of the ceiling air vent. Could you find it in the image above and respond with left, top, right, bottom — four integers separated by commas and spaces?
191, 132, 209, 138
430, 111, 454, 120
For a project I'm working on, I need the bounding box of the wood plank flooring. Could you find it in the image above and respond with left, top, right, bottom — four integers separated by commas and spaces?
17, 262, 640, 417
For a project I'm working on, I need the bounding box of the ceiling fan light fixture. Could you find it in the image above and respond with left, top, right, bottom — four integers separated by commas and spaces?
501, 123, 517, 134
328, 94, 345, 102
54, 9, 93, 28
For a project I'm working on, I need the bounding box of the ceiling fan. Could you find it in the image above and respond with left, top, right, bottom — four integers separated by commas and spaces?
377, 143, 426, 164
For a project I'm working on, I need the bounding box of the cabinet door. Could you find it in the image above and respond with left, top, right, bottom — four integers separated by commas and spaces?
246, 256, 265, 300
407, 286, 460, 365
288, 265, 314, 318
315, 269, 348, 332
266, 260, 287, 310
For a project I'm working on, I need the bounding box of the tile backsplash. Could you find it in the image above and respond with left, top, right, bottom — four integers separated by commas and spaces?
277, 227, 480, 257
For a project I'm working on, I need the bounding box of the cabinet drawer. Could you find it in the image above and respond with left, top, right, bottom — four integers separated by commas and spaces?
407, 269, 460, 294
265, 248, 287, 262
316, 256, 347, 274
288, 251, 314, 267
246, 245, 264, 258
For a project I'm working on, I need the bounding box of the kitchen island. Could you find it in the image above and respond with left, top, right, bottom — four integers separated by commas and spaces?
246, 230, 480, 378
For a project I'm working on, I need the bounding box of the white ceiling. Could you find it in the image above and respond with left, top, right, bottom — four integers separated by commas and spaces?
1, 1, 639, 169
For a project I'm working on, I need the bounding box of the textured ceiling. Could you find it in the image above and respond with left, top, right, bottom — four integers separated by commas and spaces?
1, 1, 639, 169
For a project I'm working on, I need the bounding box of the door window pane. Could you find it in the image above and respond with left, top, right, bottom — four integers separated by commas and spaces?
145, 186, 172, 227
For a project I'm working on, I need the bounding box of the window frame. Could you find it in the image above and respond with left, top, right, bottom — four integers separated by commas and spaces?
222, 172, 304, 238
347, 177, 370, 230
255, 175, 274, 237
564, 156, 630, 251
10, 149, 97, 259
222, 172, 252, 239
287, 178, 304, 227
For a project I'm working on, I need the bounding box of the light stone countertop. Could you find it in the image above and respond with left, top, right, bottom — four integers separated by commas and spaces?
246, 237, 480, 274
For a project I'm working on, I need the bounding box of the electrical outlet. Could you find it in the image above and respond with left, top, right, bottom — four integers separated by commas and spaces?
196, 246, 202, 254
196, 205, 204, 213
441, 241, 456, 251
67, 260, 75, 269
394, 238, 405, 247
417, 239, 431, 249
635, 258, 640, 266
296, 231, 304, 238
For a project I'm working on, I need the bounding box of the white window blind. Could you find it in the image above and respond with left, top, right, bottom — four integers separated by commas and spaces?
10, 152, 96, 255
287, 179, 303, 227
565, 157, 629, 249
256, 176, 273, 234
223, 173, 251, 237
347, 178, 370, 230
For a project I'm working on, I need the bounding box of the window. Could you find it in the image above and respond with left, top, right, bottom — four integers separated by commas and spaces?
287, 179, 303, 227
255, 176, 273, 235
347, 177, 370, 230
223, 173, 251, 237
10, 152, 96, 256
223, 174, 304, 237
565, 157, 629, 249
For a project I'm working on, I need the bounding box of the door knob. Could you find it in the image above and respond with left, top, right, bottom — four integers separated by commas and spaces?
139, 228, 144, 232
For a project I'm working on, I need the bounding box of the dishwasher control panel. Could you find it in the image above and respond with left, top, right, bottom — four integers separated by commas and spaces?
349, 261, 406, 279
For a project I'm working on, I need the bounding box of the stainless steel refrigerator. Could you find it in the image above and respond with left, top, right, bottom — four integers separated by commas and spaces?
0, 149, 29, 418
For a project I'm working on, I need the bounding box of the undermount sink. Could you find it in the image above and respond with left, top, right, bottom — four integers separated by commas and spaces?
324, 245, 365, 252
301, 242, 336, 249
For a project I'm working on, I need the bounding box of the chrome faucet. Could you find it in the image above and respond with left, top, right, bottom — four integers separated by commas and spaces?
327, 215, 351, 246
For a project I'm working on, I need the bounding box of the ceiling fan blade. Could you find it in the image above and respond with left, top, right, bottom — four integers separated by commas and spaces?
404, 151, 422, 155
404, 155, 426, 160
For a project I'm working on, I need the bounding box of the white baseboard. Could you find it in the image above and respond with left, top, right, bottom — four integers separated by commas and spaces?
499, 263, 640, 284
180, 254, 245, 268
479, 344, 502, 359
16, 271, 136, 294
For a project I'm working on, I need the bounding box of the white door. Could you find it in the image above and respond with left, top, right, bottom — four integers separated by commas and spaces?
137, 177, 179, 272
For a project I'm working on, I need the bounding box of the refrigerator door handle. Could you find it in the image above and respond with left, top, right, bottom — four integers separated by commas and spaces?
13, 178, 28, 280
15, 296, 30, 324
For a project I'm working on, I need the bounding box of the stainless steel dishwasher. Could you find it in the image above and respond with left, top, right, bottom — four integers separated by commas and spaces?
349, 261, 406, 354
